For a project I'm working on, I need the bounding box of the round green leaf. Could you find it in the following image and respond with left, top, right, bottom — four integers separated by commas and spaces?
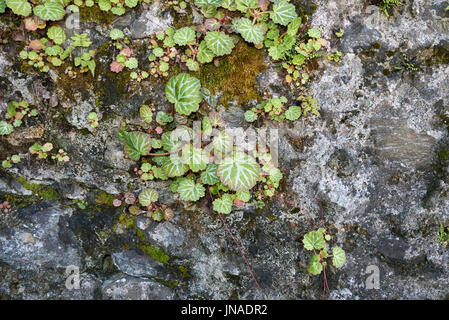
177, 178, 206, 201
213, 195, 233, 214
162, 155, 189, 177
197, 40, 215, 64
200, 164, 220, 185
165, 73, 202, 116
0, 121, 13, 135
124, 132, 151, 161
5, 0, 31, 17
332, 247, 346, 268
285, 106, 301, 121
139, 188, 159, 206
140, 105, 153, 123
217, 151, 260, 191
173, 27, 196, 46
47, 26, 66, 45
233, 18, 264, 44
303, 231, 326, 251
307, 254, 323, 275
110, 28, 124, 40
244, 110, 257, 122
33, 2, 65, 21
204, 31, 234, 56
270, 0, 297, 26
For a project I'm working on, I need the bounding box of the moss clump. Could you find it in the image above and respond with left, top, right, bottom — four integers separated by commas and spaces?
79, 6, 114, 24
200, 41, 266, 106
424, 46, 449, 67
178, 265, 190, 278
96, 191, 115, 206
137, 243, 171, 265
16, 176, 60, 200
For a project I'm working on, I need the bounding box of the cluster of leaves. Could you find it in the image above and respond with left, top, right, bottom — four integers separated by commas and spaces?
0, 100, 38, 136
302, 228, 346, 275
88, 112, 99, 128
379, 0, 402, 17
2, 154, 21, 169
244, 96, 301, 123
244, 94, 320, 123
4, 0, 66, 21
51, 148, 70, 162
436, 223, 449, 247
394, 53, 418, 72
97, 0, 145, 16
120, 72, 283, 215
111, 188, 172, 222
29, 142, 53, 159
0, 201, 12, 214
19, 28, 95, 76
110, 44, 139, 73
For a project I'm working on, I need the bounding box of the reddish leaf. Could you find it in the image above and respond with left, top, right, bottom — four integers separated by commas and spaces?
29, 39, 43, 50
110, 61, 124, 73
120, 46, 132, 58
24, 18, 38, 31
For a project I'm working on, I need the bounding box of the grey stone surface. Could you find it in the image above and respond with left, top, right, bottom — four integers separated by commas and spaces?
0, 0, 448, 300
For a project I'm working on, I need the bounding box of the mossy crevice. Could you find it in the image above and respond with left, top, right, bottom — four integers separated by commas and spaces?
199, 41, 266, 106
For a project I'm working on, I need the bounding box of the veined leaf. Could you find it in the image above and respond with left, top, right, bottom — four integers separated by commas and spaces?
195, 0, 222, 7
285, 105, 301, 120
124, 132, 151, 161
162, 155, 189, 177
0, 121, 13, 135
139, 188, 159, 206
287, 17, 302, 36
177, 178, 206, 201
0, 0, 6, 13
5, 0, 31, 16
217, 151, 260, 191
140, 105, 153, 123
303, 231, 325, 251
235, 0, 256, 12
332, 247, 346, 268
307, 254, 323, 275
236, 190, 251, 202
212, 130, 233, 154
200, 163, 220, 185
110, 28, 124, 40
213, 195, 233, 214
204, 31, 234, 56
270, 0, 297, 26
173, 27, 196, 46
233, 18, 264, 44
34, 2, 65, 21
165, 73, 202, 116
197, 40, 215, 64
308, 27, 321, 39
47, 26, 66, 45
182, 144, 209, 172
244, 110, 258, 122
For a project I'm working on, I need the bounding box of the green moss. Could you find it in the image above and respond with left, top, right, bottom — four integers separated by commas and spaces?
79, 6, 114, 24
178, 265, 190, 278
424, 46, 449, 67
438, 150, 449, 162
96, 190, 115, 206
137, 243, 171, 265
199, 41, 266, 106
153, 278, 179, 288
117, 213, 136, 228
266, 214, 277, 221
16, 176, 60, 200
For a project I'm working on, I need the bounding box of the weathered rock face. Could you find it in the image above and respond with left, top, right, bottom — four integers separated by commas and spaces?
0, 0, 448, 300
